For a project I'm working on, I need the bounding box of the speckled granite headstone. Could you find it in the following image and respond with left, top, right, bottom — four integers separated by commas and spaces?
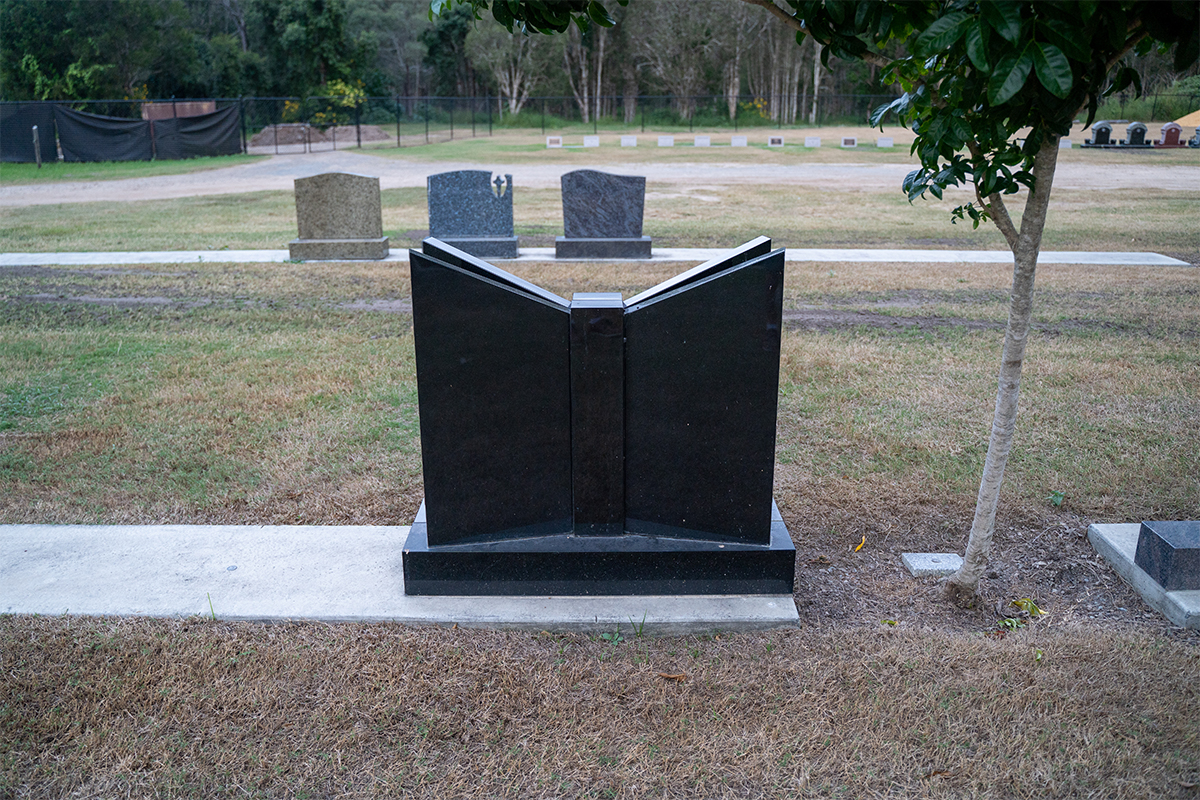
557, 170, 651, 258
426, 170, 518, 259
289, 172, 389, 260
561, 170, 644, 239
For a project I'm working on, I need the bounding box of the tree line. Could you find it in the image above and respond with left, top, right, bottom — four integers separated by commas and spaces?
6, 0, 1191, 124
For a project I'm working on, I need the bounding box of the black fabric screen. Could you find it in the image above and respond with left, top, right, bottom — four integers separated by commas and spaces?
0, 103, 56, 163
55, 106, 152, 162
152, 105, 241, 159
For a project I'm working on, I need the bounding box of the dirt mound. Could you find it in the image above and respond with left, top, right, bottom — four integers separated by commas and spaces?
248, 123, 392, 147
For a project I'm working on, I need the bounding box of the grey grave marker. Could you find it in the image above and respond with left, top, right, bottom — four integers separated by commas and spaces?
1122, 121, 1150, 147
731, 135, 747, 147
288, 172, 389, 261
427, 170, 518, 259
556, 169, 651, 259
1083, 121, 1113, 147
804, 136, 821, 147
1135, 521, 1200, 591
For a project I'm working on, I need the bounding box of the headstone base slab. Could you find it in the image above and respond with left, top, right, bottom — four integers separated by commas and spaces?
288, 237, 390, 260
434, 236, 519, 259
1088, 523, 1200, 629
403, 500, 796, 596
555, 237, 652, 260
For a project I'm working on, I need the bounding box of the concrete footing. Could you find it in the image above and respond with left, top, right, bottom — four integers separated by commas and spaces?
0, 524, 799, 633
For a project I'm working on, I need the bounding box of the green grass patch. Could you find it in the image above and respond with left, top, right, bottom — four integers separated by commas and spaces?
0, 154, 265, 185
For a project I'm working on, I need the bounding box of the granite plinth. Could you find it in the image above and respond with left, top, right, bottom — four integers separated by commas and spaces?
555, 237, 652, 259
288, 237, 390, 260
403, 500, 796, 596
1134, 521, 1200, 591
434, 236, 519, 259
293, 172, 383, 240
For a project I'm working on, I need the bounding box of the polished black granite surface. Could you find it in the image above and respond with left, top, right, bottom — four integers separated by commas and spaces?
403, 500, 796, 595
406, 237, 792, 594
554, 236, 653, 259
570, 293, 625, 536
410, 240, 571, 545
624, 247, 784, 544
1135, 520, 1200, 591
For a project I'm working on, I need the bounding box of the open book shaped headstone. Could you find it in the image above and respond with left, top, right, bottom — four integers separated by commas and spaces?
403, 237, 795, 595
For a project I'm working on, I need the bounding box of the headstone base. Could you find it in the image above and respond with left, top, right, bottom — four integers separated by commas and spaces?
402, 500, 796, 596
1134, 520, 1200, 591
555, 237, 652, 259
288, 237, 390, 260
435, 236, 519, 259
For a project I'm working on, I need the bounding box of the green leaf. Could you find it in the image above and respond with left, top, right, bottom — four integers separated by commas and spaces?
1032, 42, 1072, 97
981, 0, 1022, 44
965, 22, 989, 71
987, 47, 1033, 105
1040, 19, 1089, 62
586, 1, 615, 27
913, 12, 971, 57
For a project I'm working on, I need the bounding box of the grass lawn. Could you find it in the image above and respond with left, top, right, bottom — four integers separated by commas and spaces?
3, 184, 1197, 261
1, 142, 1198, 797
0, 153, 265, 186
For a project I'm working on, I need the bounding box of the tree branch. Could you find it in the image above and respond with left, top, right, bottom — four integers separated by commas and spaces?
738, 0, 892, 69
964, 138, 1019, 250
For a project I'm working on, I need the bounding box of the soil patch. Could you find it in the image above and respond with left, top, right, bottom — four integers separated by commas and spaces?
247, 123, 392, 147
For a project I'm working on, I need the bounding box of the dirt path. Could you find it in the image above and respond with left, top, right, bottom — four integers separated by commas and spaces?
2, 149, 1198, 206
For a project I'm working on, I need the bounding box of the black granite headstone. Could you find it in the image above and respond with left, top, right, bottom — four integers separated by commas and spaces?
403, 237, 794, 595
1084, 122, 1112, 147
1123, 122, 1150, 147
555, 170, 652, 259
427, 170, 519, 259
1134, 520, 1200, 591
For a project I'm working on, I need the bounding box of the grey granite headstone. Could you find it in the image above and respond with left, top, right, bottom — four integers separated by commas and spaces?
427, 170, 518, 259
1084, 121, 1112, 147
288, 172, 389, 260
556, 170, 651, 259
1134, 520, 1200, 591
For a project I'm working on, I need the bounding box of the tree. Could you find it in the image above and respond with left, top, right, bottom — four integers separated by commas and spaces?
439, 0, 1198, 606
465, 17, 546, 115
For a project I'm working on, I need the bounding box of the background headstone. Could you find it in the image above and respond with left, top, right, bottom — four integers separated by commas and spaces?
694, 135, 710, 147
547, 136, 563, 148
876, 137, 894, 147
658, 136, 674, 147
1058, 138, 1072, 148
1084, 121, 1112, 146
556, 169, 651, 259
768, 136, 784, 147
583, 135, 600, 147
731, 135, 747, 147
1124, 122, 1149, 147
621, 135, 637, 147
288, 172, 388, 260
1155, 122, 1184, 147
427, 170, 518, 259
804, 136, 821, 147
841, 137, 857, 147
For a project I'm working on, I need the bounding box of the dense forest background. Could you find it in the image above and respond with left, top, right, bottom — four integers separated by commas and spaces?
3, 0, 1197, 125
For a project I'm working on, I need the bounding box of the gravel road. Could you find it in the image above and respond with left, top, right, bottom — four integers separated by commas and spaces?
2, 148, 1197, 207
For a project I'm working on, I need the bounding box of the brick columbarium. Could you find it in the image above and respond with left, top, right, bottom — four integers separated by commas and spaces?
555, 170, 651, 259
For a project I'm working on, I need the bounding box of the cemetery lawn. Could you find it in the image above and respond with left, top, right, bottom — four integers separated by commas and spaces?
2, 257, 1198, 796
2, 184, 1197, 263
0, 154, 265, 185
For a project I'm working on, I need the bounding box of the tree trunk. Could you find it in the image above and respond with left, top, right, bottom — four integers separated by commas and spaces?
945, 134, 1061, 604
808, 44, 821, 125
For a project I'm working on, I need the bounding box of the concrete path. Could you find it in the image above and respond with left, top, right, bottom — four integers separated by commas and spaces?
3, 148, 1198, 206
0, 248, 1190, 266
0, 524, 800, 633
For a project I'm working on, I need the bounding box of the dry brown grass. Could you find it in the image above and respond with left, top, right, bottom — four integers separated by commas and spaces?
2, 616, 1198, 799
